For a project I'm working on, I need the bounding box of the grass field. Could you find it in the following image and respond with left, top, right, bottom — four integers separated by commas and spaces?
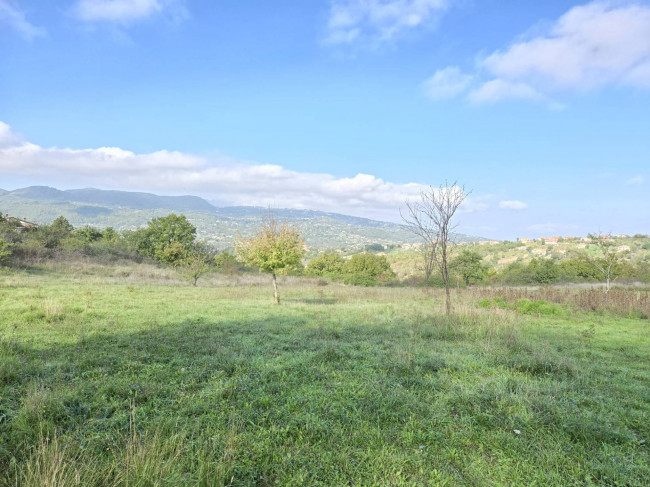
1, 262, 649, 486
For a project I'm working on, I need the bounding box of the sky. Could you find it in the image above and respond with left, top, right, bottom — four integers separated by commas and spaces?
1, 0, 649, 240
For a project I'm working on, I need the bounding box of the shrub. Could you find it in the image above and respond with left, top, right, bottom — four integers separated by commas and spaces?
516, 299, 563, 316
529, 259, 560, 284
342, 253, 395, 286
214, 251, 243, 274
364, 243, 385, 253
477, 296, 509, 309
0, 238, 12, 266
306, 253, 345, 278
75, 226, 104, 244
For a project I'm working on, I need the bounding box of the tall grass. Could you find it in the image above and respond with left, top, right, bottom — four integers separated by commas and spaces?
464, 286, 650, 318
12, 406, 238, 487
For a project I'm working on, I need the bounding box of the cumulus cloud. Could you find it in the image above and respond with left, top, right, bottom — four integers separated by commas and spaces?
0, 122, 437, 221
425, 1, 650, 105
73, 0, 187, 24
627, 175, 645, 185
499, 200, 528, 211
325, 0, 448, 46
422, 66, 473, 99
0, 0, 45, 39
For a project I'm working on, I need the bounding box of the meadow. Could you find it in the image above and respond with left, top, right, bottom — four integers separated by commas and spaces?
1, 261, 649, 486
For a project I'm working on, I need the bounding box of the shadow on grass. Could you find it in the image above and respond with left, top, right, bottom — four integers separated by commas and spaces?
2, 312, 649, 486
1, 313, 446, 478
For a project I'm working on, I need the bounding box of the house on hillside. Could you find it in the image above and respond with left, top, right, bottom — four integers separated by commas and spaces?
3, 215, 39, 229
542, 236, 561, 244
17, 219, 38, 228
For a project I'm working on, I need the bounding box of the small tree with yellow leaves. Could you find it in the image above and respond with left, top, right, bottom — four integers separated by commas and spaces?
234, 214, 305, 304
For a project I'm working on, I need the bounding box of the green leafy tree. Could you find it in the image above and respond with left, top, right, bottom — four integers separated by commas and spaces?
306, 252, 345, 278
559, 256, 600, 281
451, 249, 487, 287
51, 216, 74, 233
37, 216, 74, 249
137, 214, 197, 264
234, 214, 305, 304
529, 258, 560, 285
342, 253, 395, 286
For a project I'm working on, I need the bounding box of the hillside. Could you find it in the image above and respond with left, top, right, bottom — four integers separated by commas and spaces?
387, 235, 650, 279
0, 186, 483, 250
6, 186, 215, 213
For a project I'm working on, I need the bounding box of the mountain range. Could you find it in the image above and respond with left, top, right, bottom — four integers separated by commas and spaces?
0, 186, 485, 250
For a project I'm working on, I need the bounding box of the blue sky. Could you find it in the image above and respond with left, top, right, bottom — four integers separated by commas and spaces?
1, 0, 649, 239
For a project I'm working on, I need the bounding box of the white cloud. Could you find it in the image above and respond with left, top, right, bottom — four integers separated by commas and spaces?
425, 1, 650, 105
0, 121, 23, 147
73, 0, 187, 24
325, 0, 448, 46
0, 122, 430, 221
627, 175, 645, 185
468, 79, 543, 104
0, 0, 45, 39
422, 66, 473, 100
482, 1, 650, 90
499, 200, 528, 210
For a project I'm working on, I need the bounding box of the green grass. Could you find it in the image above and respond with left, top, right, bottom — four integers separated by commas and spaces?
1, 264, 649, 486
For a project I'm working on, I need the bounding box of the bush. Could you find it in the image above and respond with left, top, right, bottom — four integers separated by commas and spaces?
529, 259, 559, 284
516, 299, 563, 316
478, 297, 564, 316
306, 253, 345, 278
364, 243, 385, 253
214, 251, 243, 274
342, 253, 395, 286
0, 238, 12, 266
497, 262, 532, 285
477, 296, 509, 309
75, 226, 104, 243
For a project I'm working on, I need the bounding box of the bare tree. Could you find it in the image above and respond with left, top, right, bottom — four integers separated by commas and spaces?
419, 242, 436, 285
401, 182, 469, 315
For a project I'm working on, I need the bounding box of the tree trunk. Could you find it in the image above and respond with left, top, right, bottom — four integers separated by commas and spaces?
442, 244, 451, 315
605, 276, 610, 293
272, 273, 280, 304
445, 282, 451, 315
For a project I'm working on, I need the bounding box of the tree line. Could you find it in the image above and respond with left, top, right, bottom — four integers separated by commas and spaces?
2, 211, 648, 302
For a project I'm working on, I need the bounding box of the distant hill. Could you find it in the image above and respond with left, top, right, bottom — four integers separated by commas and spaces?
0, 186, 486, 250
8, 186, 215, 213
